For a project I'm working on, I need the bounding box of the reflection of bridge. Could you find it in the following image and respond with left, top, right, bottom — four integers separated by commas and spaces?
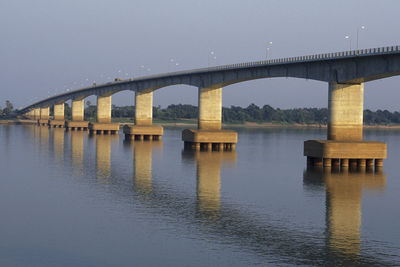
20, 46, 399, 166
31, 127, 394, 265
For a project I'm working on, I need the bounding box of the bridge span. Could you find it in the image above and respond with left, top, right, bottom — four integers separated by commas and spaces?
20, 45, 400, 169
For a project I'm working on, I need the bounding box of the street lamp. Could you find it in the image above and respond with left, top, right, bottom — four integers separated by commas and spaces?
345, 35, 351, 51
356, 25, 365, 50
266, 41, 273, 60
208, 51, 216, 68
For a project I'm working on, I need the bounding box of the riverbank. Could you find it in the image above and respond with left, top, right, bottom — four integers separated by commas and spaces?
3, 118, 400, 130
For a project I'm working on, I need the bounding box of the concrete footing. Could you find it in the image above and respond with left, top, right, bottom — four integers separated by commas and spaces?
49, 120, 65, 128
65, 121, 90, 131
88, 122, 120, 135
304, 140, 387, 172
38, 119, 49, 126
182, 129, 237, 151
123, 125, 163, 141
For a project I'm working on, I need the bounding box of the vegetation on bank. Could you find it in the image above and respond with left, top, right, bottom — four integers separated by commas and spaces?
2, 100, 400, 126
80, 103, 400, 125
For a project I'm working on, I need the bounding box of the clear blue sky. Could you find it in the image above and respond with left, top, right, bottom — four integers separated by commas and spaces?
1, 0, 399, 110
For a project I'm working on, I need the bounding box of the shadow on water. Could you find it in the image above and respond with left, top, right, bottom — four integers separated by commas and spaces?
29, 125, 399, 266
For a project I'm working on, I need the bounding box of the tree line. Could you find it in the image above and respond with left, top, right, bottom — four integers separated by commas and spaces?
76, 103, 400, 125
2, 100, 400, 125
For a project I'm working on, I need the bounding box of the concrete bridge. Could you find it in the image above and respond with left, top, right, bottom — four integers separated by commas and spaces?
19, 45, 400, 169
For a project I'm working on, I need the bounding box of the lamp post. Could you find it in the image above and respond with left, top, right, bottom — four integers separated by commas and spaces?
345, 35, 351, 51
356, 25, 365, 50
208, 51, 214, 68
266, 41, 273, 60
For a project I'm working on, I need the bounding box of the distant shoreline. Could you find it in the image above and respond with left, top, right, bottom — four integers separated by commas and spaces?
2, 118, 400, 130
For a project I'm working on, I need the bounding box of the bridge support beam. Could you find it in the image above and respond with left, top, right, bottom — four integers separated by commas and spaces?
49, 103, 65, 128
198, 86, 222, 130
33, 108, 41, 120
304, 81, 386, 170
89, 94, 119, 135
72, 99, 84, 121
54, 103, 64, 121
123, 91, 163, 141
65, 99, 89, 131
38, 107, 50, 126
182, 86, 237, 151
328, 82, 364, 141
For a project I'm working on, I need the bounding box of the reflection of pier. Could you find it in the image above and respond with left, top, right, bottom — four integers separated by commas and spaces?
188, 151, 237, 219
303, 169, 386, 262
95, 135, 119, 181
52, 128, 65, 163
70, 131, 85, 173
131, 140, 163, 194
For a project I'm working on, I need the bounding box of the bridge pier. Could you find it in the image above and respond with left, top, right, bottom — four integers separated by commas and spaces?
49, 103, 65, 128
65, 98, 89, 131
123, 91, 163, 141
305, 82, 387, 171
89, 94, 119, 135
182, 86, 237, 151
38, 107, 50, 126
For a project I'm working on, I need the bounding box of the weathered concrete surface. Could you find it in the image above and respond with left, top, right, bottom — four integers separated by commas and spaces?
33, 108, 40, 120
123, 124, 163, 140
97, 95, 111, 123
135, 91, 153, 125
198, 87, 222, 130
328, 82, 364, 141
49, 120, 65, 128
304, 140, 386, 159
123, 125, 163, 135
89, 122, 119, 134
54, 103, 65, 120
38, 119, 49, 126
40, 107, 50, 120
72, 99, 85, 121
65, 120, 89, 130
182, 129, 237, 143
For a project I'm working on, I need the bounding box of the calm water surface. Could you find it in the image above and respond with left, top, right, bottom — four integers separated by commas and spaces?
0, 125, 399, 266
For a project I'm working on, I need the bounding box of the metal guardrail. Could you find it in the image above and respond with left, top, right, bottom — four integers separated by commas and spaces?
20, 45, 400, 112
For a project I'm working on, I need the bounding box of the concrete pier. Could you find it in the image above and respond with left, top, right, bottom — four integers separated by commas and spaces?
123, 90, 164, 141
305, 81, 387, 170
38, 107, 50, 126
72, 99, 84, 121
328, 82, 364, 141
89, 94, 119, 135
182, 86, 237, 151
65, 99, 89, 131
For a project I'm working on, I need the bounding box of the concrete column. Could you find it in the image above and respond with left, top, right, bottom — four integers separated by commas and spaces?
40, 107, 50, 120
135, 91, 153, 125
72, 99, 85, 121
33, 108, 41, 120
54, 103, 64, 120
328, 82, 364, 141
97, 95, 112, 123
198, 86, 222, 130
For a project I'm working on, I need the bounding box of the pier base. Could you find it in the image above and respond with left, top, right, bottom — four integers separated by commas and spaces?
38, 119, 49, 126
304, 140, 386, 171
65, 121, 89, 131
182, 129, 237, 151
89, 122, 120, 135
123, 125, 163, 141
49, 120, 65, 128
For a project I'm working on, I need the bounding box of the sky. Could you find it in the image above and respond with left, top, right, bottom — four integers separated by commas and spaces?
1, 0, 400, 110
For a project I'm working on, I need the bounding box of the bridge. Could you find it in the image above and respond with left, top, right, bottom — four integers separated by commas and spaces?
19, 45, 400, 169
